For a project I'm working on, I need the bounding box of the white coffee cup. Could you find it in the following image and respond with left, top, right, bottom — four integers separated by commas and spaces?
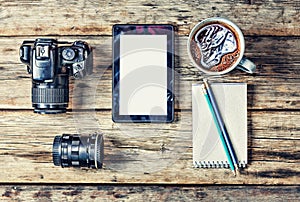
187, 17, 256, 75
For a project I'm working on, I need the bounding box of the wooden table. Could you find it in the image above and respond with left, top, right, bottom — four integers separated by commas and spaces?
0, 0, 299, 201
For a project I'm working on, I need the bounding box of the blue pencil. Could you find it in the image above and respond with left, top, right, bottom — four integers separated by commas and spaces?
201, 81, 237, 176
203, 79, 239, 172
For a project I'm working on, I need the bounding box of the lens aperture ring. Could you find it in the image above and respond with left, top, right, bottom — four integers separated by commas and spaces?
60, 134, 70, 167
71, 135, 80, 167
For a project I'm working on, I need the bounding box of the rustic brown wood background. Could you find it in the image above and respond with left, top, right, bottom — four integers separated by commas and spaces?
0, 0, 299, 201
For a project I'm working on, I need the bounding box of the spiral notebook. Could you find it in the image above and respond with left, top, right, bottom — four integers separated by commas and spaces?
192, 83, 248, 168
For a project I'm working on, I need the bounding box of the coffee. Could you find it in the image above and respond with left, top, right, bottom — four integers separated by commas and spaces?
189, 21, 241, 73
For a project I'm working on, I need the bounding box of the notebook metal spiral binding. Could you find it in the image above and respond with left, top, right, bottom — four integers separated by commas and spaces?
194, 161, 247, 168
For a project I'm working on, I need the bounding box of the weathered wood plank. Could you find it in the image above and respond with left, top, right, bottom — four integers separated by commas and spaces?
0, 0, 299, 36
0, 110, 298, 184
1, 36, 299, 66
0, 36, 299, 110
0, 0, 298, 199
1, 74, 299, 110
1, 185, 299, 201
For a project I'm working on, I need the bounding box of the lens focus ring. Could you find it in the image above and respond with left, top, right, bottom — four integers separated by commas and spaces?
32, 88, 68, 104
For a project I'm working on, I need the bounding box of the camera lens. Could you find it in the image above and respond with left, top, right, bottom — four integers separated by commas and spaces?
62, 48, 76, 61
52, 133, 104, 169
32, 76, 69, 114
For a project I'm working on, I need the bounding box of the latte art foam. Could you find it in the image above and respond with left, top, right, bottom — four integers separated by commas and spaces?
192, 24, 239, 71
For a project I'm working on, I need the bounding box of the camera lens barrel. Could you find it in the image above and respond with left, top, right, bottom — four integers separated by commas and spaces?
32, 87, 69, 114
53, 133, 104, 169
31, 73, 69, 114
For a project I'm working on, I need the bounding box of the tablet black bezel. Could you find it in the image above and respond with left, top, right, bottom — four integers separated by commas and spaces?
112, 24, 174, 123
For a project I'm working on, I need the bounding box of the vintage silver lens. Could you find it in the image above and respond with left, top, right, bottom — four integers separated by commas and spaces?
52, 133, 104, 169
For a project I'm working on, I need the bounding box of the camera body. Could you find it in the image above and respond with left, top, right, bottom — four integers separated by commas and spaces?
20, 38, 92, 114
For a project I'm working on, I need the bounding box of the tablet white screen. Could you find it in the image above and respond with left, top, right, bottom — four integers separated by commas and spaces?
119, 35, 168, 115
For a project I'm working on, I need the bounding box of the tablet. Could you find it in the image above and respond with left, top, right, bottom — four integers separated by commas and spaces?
112, 24, 175, 123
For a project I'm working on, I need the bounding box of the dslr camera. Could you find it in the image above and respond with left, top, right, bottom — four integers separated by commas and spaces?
20, 38, 92, 114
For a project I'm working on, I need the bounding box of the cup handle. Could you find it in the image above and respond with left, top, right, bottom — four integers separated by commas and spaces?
236, 57, 256, 74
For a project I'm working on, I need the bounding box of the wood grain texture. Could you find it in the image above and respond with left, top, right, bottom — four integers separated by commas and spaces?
0, 0, 299, 36
1, 185, 299, 201
0, 0, 299, 200
0, 110, 299, 184
0, 36, 299, 110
